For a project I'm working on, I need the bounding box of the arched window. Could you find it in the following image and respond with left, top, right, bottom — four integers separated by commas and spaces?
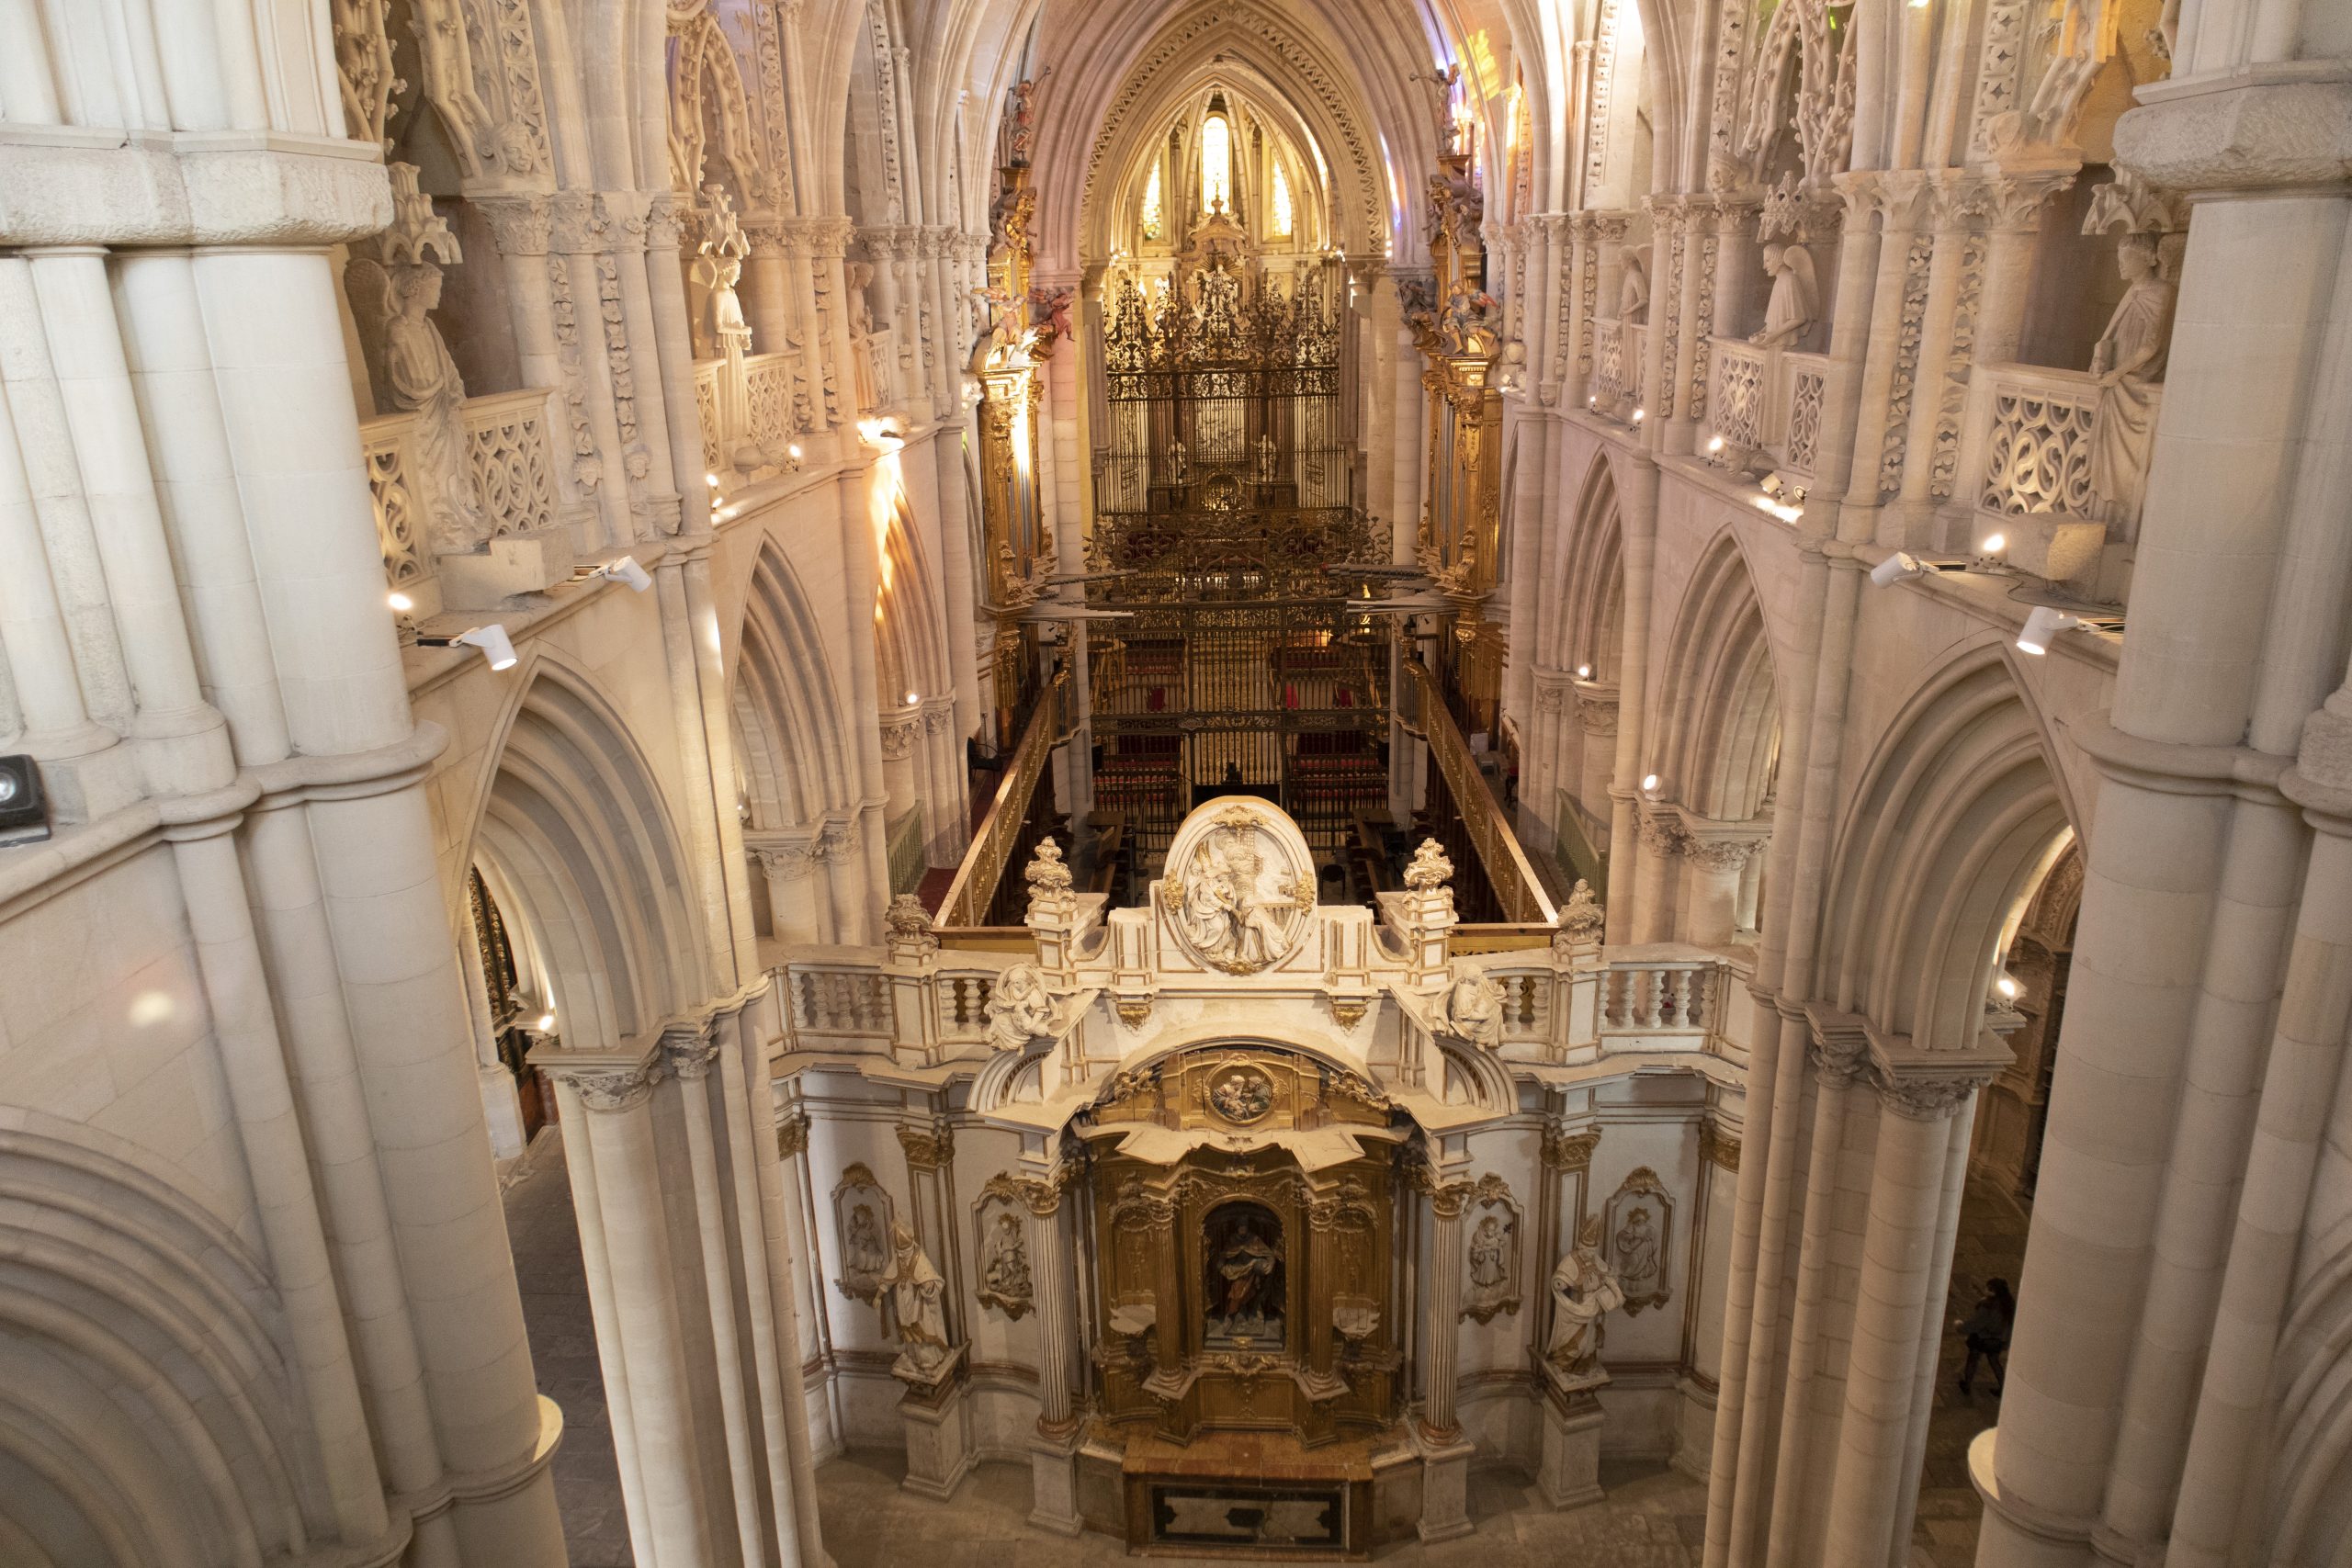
1141, 161, 1163, 241
1270, 162, 1293, 237
1200, 113, 1231, 214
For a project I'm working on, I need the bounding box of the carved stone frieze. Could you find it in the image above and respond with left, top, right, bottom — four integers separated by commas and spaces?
1542, 1124, 1600, 1172
897, 1120, 955, 1171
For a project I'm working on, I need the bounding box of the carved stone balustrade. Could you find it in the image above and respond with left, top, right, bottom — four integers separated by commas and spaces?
694, 347, 807, 481
1940, 359, 2157, 593
364, 385, 574, 613
1589, 318, 1645, 419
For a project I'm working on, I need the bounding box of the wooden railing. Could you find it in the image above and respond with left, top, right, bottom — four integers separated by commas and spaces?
1408, 659, 1557, 926
934, 668, 1068, 927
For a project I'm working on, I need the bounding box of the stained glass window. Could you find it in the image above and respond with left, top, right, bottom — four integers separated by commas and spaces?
1141, 161, 1163, 241
1200, 113, 1231, 214
1270, 162, 1293, 236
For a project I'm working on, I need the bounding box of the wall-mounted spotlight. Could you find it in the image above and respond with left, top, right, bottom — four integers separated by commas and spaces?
1575, 662, 1593, 680
1631, 406, 1646, 424
572, 556, 653, 592
904, 691, 921, 705
1975, 531, 2011, 571
2016, 605, 2082, 655
1641, 773, 1664, 798
0, 755, 51, 846
1993, 972, 2023, 1003
537, 1010, 556, 1032
1871, 551, 1928, 587
416, 625, 518, 671
387, 591, 414, 613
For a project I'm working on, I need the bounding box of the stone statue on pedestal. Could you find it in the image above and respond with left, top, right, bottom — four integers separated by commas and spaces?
881, 1221, 953, 1382
1545, 1216, 1626, 1384
2086, 232, 2177, 531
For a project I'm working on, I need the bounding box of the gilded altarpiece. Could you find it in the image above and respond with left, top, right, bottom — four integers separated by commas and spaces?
1085, 1046, 1405, 1447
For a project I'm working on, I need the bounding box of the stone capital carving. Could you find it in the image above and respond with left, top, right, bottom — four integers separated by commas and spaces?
775, 1114, 810, 1158
662, 1033, 721, 1080
1636, 807, 1690, 856
548, 191, 615, 254
878, 716, 920, 760
644, 191, 690, 251
811, 820, 858, 864
1808, 1034, 1871, 1086
567, 1065, 656, 1112
475, 194, 553, 256
897, 1121, 955, 1170
1700, 1122, 1742, 1172
884, 894, 938, 962
1541, 1124, 1600, 1172
1686, 832, 1768, 874
1872, 1070, 1984, 1122
1575, 686, 1620, 735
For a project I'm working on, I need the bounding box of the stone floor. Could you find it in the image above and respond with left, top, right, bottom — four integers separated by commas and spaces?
504, 1131, 638, 1567
815, 1450, 1707, 1567
1909, 1173, 2031, 1568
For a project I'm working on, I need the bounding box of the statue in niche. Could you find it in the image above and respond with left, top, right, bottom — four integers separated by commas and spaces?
844, 261, 876, 339
1618, 248, 1650, 324
374, 261, 490, 557
880, 1221, 953, 1380
1444, 971, 1506, 1049
1467, 1213, 1510, 1303
1614, 1205, 1662, 1307
1749, 243, 1819, 351
1545, 1216, 1626, 1379
1204, 1203, 1285, 1348
2086, 232, 2177, 531
984, 961, 1057, 1052
978, 1211, 1033, 1317
842, 1202, 888, 1301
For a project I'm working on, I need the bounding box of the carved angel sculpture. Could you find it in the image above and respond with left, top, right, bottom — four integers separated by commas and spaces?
1445, 973, 1506, 1049
2086, 233, 2177, 532
1750, 243, 1818, 351
985, 961, 1058, 1052
366, 260, 489, 557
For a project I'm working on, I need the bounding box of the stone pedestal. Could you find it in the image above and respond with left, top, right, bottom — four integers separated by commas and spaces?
897, 1358, 973, 1500
436, 525, 577, 609
1027, 1427, 1084, 1535
1538, 1388, 1607, 1508
1417, 1432, 1476, 1543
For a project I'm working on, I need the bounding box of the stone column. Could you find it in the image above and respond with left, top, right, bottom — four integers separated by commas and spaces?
1759, 1025, 1871, 1566
1418, 1170, 1475, 1542
753, 838, 824, 944
1821, 1064, 1989, 1568
557, 1059, 716, 1565
1023, 1169, 1083, 1534
898, 1120, 961, 1344
1681, 825, 1770, 946
193, 242, 567, 1564
1634, 803, 1688, 945
1602, 455, 1659, 941
742, 224, 796, 357
1575, 685, 1620, 850
1976, 115, 2352, 1560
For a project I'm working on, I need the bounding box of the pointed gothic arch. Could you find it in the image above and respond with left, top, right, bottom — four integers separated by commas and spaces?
461, 660, 708, 1055
731, 539, 860, 834
1648, 533, 1781, 823
1815, 646, 2081, 1051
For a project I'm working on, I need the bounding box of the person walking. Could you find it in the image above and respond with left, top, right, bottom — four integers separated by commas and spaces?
1956, 1278, 2016, 1397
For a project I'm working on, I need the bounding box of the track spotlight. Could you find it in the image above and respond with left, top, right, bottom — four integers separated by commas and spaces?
418, 624, 518, 671
574, 556, 653, 592
1871, 551, 1927, 588
2016, 605, 2081, 655
0, 754, 51, 846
